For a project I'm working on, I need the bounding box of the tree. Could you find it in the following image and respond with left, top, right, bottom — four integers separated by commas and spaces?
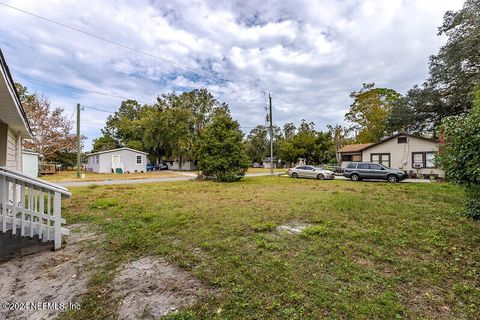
244, 125, 269, 163
195, 111, 250, 182
103, 99, 145, 149
436, 87, 480, 220
51, 151, 77, 170
142, 106, 193, 166
393, 1, 480, 135
428, 0, 480, 115
345, 83, 401, 143
278, 120, 336, 166
327, 124, 354, 152
16, 84, 79, 162
92, 134, 119, 152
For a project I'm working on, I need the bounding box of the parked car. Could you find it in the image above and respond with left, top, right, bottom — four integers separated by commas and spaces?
146, 163, 154, 171
252, 162, 264, 168
288, 166, 335, 180
156, 163, 169, 170
343, 162, 408, 183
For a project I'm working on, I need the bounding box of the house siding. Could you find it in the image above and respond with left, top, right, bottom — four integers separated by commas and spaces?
362, 136, 444, 177
167, 160, 197, 171
1, 126, 22, 171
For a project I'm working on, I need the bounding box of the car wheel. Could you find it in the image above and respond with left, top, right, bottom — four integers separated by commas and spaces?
292, 172, 298, 178
387, 175, 399, 183
317, 173, 325, 180
350, 173, 360, 181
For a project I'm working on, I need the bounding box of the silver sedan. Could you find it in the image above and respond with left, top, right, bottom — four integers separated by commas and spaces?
288, 165, 336, 180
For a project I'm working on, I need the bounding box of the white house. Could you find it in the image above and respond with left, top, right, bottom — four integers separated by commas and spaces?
22, 150, 39, 177
0, 53, 31, 172
337, 133, 445, 178
0, 48, 70, 257
166, 159, 198, 171
87, 147, 148, 173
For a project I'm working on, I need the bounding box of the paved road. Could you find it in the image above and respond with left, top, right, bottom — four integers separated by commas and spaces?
58, 172, 283, 187
58, 172, 431, 187
59, 176, 195, 187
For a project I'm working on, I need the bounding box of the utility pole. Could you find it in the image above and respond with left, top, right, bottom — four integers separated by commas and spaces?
269, 94, 273, 176
76, 103, 81, 179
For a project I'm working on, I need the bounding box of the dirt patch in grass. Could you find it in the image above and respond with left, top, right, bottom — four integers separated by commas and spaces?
111, 256, 205, 319
276, 221, 313, 234
0, 225, 97, 320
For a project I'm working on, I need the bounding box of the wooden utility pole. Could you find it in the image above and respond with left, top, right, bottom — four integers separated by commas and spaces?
76, 103, 81, 178
269, 94, 273, 176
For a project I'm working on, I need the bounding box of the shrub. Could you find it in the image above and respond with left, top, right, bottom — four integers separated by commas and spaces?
195, 110, 250, 182
437, 87, 480, 219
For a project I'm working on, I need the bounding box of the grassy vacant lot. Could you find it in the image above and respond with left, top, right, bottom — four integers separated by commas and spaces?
41, 170, 186, 183
62, 177, 479, 319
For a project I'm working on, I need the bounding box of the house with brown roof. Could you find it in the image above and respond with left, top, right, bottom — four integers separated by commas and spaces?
337, 133, 444, 178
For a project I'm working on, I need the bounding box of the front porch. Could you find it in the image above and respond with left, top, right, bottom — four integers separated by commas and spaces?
0, 167, 70, 261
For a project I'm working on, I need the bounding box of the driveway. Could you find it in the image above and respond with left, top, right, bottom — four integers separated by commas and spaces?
58, 172, 433, 187
333, 176, 433, 183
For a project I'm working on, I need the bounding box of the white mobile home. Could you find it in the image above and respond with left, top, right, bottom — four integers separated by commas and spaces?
87, 147, 148, 173
338, 133, 444, 178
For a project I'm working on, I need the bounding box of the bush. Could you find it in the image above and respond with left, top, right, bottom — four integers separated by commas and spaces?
196, 111, 250, 182
437, 87, 480, 219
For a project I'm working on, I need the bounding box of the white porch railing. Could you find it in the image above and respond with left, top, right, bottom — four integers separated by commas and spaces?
0, 167, 71, 250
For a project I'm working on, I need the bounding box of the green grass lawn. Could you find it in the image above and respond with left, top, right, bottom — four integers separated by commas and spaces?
62, 177, 480, 319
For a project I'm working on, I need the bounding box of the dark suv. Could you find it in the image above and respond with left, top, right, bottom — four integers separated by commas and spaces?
343, 162, 408, 183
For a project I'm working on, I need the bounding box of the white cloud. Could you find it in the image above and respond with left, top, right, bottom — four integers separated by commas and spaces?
0, 0, 465, 149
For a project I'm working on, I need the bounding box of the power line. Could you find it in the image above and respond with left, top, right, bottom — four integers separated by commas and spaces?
82, 105, 115, 114
0, 2, 231, 84
17, 74, 152, 105
67, 104, 77, 123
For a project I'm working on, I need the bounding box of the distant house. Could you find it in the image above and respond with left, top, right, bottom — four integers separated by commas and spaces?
262, 157, 281, 169
86, 147, 147, 173
337, 133, 444, 177
22, 150, 40, 177
166, 159, 197, 171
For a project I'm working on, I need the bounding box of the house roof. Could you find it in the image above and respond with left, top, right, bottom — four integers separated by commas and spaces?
0, 49, 32, 138
338, 133, 438, 154
362, 133, 437, 151
86, 147, 149, 157
337, 143, 373, 153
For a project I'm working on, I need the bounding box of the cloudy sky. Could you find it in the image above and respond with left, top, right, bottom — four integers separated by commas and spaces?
0, 0, 464, 150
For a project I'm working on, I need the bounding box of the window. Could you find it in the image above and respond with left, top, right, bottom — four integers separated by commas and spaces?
136, 155, 142, 164
369, 164, 383, 170
347, 162, 357, 169
397, 137, 407, 144
358, 163, 369, 169
370, 153, 390, 167
425, 152, 435, 168
341, 155, 353, 162
95, 155, 99, 164
412, 152, 436, 168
